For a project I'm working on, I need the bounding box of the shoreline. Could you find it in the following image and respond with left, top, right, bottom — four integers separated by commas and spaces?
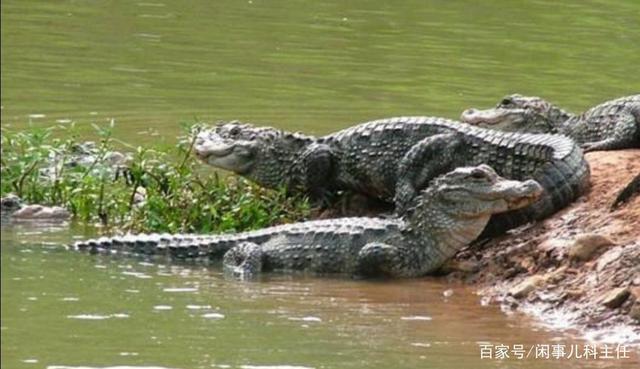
3, 129, 638, 343
446, 149, 640, 343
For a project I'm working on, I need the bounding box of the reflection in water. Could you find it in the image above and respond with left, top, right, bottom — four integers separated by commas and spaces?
66, 314, 130, 320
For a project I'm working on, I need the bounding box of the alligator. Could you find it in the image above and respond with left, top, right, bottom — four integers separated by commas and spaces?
74, 165, 542, 278
0, 193, 70, 221
460, 94, 640, 152
193, 117, 590, 236
0, 194, 22, 214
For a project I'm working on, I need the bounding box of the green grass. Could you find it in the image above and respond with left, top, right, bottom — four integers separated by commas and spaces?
0, 122, 310, 234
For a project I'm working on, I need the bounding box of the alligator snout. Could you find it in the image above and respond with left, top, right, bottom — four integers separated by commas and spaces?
460, 108, 479, 123
460, 107, 501, 125
503, 179, 543, 209
193, 132, 234, 159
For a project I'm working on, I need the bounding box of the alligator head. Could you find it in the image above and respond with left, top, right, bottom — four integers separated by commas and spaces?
460, 94, 569, 134
406, 164, 542, 229
1, 193, 23, 214
429, 164, 542, 216
193, 121, 314, 188
399, 164, 543, 268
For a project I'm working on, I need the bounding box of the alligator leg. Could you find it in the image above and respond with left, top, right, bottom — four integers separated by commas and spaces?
581, 114, 640, 152
356, 242, 433, 278
394, 133, 463, 213
290, 143, 337, 204
222, 242, 263, 278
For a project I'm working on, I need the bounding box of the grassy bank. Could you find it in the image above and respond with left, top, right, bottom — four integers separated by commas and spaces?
0, 122, 310, 234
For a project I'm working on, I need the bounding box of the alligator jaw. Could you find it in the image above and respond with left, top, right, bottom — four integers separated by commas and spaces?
501, 179, 544, 210
447, 170, 543, 218
193, 132, 255, 174
460, 107, 528, 127
193, 131, 234, 159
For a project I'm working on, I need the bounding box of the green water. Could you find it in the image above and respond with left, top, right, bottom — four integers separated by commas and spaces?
2, 0, 638, 138
1, 0, 639, 368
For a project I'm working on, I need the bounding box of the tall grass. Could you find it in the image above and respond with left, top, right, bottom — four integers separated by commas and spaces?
0, 122, 310, 234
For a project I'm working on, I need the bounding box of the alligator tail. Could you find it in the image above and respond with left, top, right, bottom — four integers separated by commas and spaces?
72, 233, 231, 260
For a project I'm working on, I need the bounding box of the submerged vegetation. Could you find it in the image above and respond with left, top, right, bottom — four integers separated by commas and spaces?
0, 122, 310, 234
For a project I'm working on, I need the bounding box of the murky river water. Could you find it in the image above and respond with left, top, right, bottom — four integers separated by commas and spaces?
1, 0, 639, 368
3, 223, 638, 369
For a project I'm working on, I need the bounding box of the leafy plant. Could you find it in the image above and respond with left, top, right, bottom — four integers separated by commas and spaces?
1, 122, 310, 235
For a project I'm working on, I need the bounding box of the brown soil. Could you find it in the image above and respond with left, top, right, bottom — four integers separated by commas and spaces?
446, 149, 640, 342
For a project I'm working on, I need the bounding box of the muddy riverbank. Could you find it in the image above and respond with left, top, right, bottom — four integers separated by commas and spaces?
447, 149, 640, 343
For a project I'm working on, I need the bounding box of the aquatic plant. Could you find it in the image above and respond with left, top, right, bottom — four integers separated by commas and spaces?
0, 122, 310, 234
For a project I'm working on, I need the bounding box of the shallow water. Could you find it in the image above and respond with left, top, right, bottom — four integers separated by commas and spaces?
1, 0, 639, 368
2, 222, 638, 369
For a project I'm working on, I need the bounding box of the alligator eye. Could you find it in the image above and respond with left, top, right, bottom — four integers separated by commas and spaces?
471, 171, 487, 180
500, 98, 512, 106
229, 126, 241, 136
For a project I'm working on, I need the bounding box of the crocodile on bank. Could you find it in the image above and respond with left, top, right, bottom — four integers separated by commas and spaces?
460, 94, 640, 152
193, 117, 589, 236
74, 165, 542, 278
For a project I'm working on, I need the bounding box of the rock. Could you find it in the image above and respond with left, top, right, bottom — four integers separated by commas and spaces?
509, 275, 546, 298
598, 287, 630, 309
568, 233, 615, 261
546, 266, 568, 284
12, 204, 70, 220
443, 289, 454, 298
596, 247, 624, 272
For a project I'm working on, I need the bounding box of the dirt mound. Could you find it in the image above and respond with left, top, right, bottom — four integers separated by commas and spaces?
447, 149, 640, 342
